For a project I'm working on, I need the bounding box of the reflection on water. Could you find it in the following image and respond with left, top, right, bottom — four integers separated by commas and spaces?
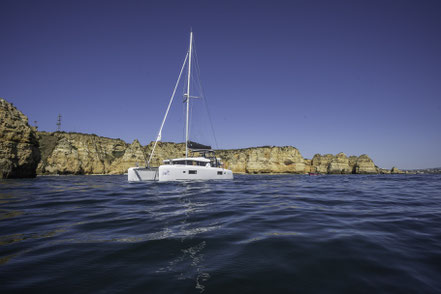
0, 209, 23, 220
0, 228, 66, 247
0, 250, 30, 266
158, 185, 212, 292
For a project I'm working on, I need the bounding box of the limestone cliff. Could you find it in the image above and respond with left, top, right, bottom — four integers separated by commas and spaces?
391, 167, 405, 174
354, 154, 378, 174
312, 153, 351, 174
379, 168, 392, 174
109, 139, 151, 174
311, 152, 377, 174
0, 100, 400, 177
37, 131, 127, 175
0, 98, 40, 178
217, 146, 306, 174
311, 154, 335, 173
37, 133, 186, 175
35, 131, 385, 175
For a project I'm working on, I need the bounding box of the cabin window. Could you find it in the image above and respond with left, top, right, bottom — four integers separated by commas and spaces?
217, 171, 222, 175
189, 170, 197, 174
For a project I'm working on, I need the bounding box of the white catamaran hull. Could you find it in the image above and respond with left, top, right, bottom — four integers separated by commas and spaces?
128, 167, 159, 182
128, 166, 233, 182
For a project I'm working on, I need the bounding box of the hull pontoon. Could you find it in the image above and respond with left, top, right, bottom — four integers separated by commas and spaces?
128, 164, 233, 182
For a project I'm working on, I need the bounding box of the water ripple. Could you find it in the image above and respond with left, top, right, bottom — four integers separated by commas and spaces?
1, 174, 441, 293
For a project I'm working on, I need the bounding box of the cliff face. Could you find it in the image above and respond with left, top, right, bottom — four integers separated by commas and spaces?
312, 152, 353, 174
354, 154, 378, 174
37, 133, 186, 175
36, 131, 383, 175
0, 100, 402, 177
217, 146, 306, 174
0, 98, 41, 178
311, 152, 378, 174
391, 167, 405, 174
38, 132, 128, 175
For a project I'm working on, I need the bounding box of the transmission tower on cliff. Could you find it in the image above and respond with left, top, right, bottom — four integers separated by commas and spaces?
56, 114, 62, 131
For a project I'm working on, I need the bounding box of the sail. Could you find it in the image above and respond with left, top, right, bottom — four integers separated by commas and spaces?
187, 141, 211, 150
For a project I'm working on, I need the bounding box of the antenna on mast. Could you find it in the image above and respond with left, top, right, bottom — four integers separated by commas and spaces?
56, 114, 62, 132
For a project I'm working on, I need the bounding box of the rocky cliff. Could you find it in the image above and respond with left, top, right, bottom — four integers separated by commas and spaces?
0, 99, 406, 177
35, 131, 386, 175
0, 98, 40, 178
311, 152, 378, 174
37, 132, 186, 175
217, 146, 307, 174
37, 131, 128, 175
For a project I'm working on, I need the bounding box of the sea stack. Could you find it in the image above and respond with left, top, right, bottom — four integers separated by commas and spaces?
0, 98, 41, 178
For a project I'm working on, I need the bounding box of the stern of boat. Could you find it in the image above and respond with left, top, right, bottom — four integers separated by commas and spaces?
128, 167, 159, 182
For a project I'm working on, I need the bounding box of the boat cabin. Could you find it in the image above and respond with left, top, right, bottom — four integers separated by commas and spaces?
163, 157, 222, 168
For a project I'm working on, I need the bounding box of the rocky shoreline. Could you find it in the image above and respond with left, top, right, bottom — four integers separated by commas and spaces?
1, 98, 407, 178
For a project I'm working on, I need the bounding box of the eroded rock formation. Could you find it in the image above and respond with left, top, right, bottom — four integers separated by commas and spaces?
0, 99, 404, 177
391, 166, 405, 174
217, 146, 306, 174
35, 131, 383, 175
37, 133, 186, 175
310, 152, 378, 174
38, 131, 128, 175
353, 154, 378, 174
0, 98, 40, 178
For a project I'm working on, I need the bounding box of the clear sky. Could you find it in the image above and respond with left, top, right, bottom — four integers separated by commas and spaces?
1, 0, 441, 169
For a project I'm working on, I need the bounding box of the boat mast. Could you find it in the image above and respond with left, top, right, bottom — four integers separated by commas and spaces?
185, 31, 193, 158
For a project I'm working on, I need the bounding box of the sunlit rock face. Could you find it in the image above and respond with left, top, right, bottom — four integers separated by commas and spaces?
354, 154, 378, 174
311, 153, 378, 174
0, 99, 387, 176
0, 98, 40, 178
312, 153, 352, 174
379, 168, 392, 174
391, 166, 405, 174
37, 132, 128, 175
37, 133, 186, 175
311, 154, 334, 173
328, 152, 353, 174
37, 131, 383, 175
109, 139, 158, 175
217, 146, 306, 174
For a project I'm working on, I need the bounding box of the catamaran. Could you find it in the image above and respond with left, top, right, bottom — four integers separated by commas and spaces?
128, 31, 234, 182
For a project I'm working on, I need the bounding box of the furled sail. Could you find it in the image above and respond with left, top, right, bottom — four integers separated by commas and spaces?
187, 141, 211, 150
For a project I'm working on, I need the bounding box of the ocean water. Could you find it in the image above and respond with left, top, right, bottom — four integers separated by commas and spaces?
1, 174, 441, 293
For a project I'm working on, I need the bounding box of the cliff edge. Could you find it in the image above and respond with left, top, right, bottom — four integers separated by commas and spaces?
36, 131, 383, 175
1, 99, 389, 176
0, 98, 41, 178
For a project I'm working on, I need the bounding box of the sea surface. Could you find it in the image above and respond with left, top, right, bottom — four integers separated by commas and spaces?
0, 174, 440, 293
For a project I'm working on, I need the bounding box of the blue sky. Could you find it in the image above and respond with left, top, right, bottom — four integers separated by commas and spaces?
1, 0, 441, 169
